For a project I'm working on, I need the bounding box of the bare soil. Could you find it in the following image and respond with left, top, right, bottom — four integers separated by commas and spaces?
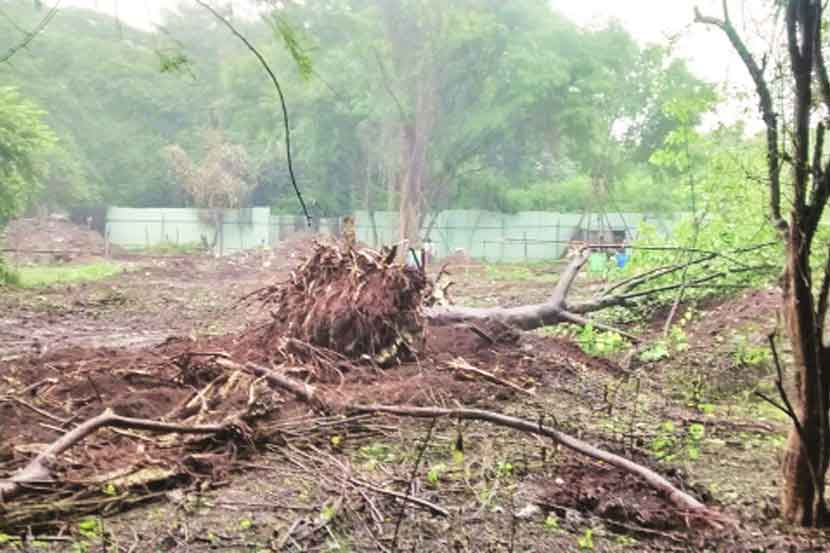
1, 216, 119, 264
0, 251, 826, 551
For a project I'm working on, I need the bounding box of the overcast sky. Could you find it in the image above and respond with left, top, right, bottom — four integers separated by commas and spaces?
60, 0, 772, 129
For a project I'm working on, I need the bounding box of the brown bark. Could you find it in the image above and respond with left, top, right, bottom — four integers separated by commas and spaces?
780, 233, 830, 524
426, 250, 591, 329
696, 0, 830, 527
777, 1, 830, 527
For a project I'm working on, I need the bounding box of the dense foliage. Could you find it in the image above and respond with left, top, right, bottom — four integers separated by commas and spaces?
0, 0, 714, 220
0, 86, 55, 220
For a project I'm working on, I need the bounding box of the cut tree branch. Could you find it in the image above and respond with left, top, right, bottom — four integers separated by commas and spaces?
349, 404, 728, 525
0, 408, 234, 501
207, 361, 727, 524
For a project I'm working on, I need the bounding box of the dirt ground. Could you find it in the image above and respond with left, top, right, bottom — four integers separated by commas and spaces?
1, 245, 829, 551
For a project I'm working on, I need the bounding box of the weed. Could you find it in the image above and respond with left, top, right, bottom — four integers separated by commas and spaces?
325, 533, 352, 552
577, 528, 594, 550
638, 324, 689, 364
650, 421, 706, 462
77, 517, 102, 539
139, 241, 204, 255
0, 255, 20, 286
686, 423, 705, 460
427, 462, 447, 486
650, 421, 679, 461
639, 342, 670, 362
615, 534, 638, 546
496, 460, 514, 478
484, 264, 559, 283
732, 336, 770, 368
357, 442, 395, 470
543, 514, 560, 532
668, 325, 689, 352
320, 503, 338, 523
0, 533, 22, 549
576, 324, 628, 357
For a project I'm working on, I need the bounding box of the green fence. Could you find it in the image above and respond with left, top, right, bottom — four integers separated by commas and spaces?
105, 207, 678, 262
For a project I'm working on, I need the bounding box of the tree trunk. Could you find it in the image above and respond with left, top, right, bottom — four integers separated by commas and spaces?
780, 230, 830, 526
427, 250, 591, 329
398, 124, 421, 252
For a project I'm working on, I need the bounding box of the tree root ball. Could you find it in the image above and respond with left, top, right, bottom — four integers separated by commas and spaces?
255, 240, 430, 364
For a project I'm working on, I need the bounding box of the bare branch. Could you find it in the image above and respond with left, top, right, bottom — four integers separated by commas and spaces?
755, 334, 822, 503
695, 4, 786, 232
557, 311, 642, 343
0, 408, 233, 501
570, 265, 768, 315
350, 404, 729, 524
215, 357, 330, 413
194, 0, 311, 226
392, 418, 437, 549
0, 0, 62, 64
551, 248, 591, 306
448, 357, 537, 395
349, 477, 448, 517
372, 47, 407, 123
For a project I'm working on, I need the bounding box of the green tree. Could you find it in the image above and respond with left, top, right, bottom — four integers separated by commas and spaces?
0, 86, 55, 221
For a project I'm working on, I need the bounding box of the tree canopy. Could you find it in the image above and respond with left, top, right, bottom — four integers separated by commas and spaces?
0, 0, 714, 221
0, 86, 55, 221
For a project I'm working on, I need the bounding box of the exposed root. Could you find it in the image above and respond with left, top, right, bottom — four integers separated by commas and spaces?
250, 239, 429, 365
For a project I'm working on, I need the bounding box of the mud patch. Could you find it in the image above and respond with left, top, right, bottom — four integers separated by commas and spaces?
534, 458, 688, 531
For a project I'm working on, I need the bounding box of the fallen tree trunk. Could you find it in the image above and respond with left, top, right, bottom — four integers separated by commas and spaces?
425, 250, 590, 330
427, 245, 776, 333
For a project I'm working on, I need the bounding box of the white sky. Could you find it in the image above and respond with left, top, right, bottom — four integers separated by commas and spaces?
60, 0, 771, 130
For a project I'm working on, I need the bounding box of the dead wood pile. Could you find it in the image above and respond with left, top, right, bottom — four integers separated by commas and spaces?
250, 239, 430, 365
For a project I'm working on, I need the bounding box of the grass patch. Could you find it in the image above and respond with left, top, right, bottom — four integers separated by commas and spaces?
17, 262, 124, 287
138, 241, 205, 255
485, 263, 560, 282
0, 256, 20, 287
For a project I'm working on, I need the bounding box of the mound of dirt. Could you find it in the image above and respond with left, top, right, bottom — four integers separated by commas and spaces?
251, 239, 429, 365
1, 216, 114, 263
534, 458, 688, 531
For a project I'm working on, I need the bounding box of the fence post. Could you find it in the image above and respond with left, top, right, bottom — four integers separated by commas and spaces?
523, 232, 528, 262
555, 219, 560, 259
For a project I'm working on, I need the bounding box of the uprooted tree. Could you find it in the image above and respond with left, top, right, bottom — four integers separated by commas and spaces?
697, 0, 830, 527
